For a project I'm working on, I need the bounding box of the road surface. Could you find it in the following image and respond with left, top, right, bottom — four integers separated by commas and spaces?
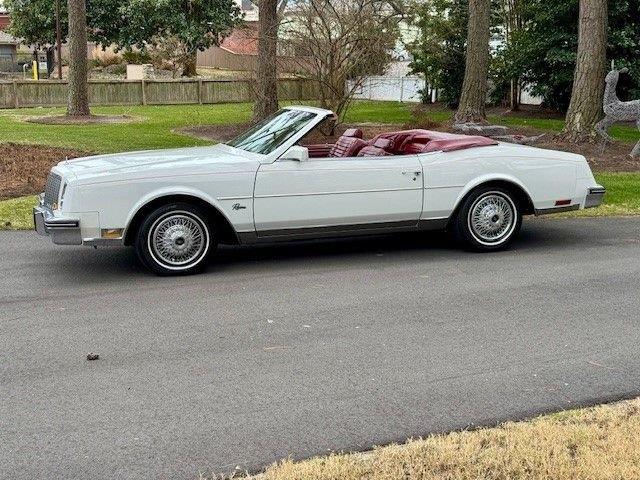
2, 217, 640, 479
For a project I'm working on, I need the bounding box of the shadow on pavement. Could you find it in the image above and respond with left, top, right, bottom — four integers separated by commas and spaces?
29, 218, 599, 283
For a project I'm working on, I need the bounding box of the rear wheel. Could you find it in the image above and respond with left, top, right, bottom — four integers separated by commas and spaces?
135, 203, 215, 275
452, 187, 522, 251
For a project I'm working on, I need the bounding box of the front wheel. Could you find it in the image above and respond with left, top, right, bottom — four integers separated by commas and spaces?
135, 203, 215, 275
451, 187, 522, 251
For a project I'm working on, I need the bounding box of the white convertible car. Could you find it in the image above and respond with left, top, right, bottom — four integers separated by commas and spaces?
34, 106, 605, 275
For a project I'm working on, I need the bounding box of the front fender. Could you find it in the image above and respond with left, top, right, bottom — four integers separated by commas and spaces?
452, 174, 534, 213
123, 186, 248, 239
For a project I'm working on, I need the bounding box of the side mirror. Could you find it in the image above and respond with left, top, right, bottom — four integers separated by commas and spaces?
280, 146, 309, 162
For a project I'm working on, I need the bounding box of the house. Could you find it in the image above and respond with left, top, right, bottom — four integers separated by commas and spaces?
0, 1, 9, 31
197, 0, 300, 73
197, 0, 260, 71
0, 31, 17, 67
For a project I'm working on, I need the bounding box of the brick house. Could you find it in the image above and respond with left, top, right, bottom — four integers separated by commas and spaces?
0, 1, 9, 31
197, 0, 301, 73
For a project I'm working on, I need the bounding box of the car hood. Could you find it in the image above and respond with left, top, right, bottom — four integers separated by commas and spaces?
56, 144, 261, 184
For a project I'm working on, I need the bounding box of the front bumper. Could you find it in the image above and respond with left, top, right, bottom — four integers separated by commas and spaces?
33, 199, 82, 245
585, 186, 606, 209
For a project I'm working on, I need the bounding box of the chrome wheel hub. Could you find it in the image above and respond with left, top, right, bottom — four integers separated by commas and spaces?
149, 213, 207, 267
469, 193, 515, 244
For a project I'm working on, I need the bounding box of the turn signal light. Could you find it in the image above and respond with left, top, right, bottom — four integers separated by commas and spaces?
101, 229, 123, 239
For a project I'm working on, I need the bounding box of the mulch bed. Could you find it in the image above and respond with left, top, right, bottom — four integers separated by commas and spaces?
178, 123, 252, 142
1, 143, 90, 200
535, 137, 640, 172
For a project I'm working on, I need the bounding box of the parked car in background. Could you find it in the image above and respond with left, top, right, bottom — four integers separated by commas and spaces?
34, 106, 605, 275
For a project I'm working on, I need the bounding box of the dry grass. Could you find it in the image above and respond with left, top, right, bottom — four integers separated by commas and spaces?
250, 398, 640, 480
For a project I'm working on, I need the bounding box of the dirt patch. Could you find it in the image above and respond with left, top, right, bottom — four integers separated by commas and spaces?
179, 123, 252, 142
1, 143, 90, 199
26, 114, 136, 125
534, 138, 640, 172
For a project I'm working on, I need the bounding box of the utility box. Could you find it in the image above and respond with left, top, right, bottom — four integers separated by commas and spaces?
126, 64, 153, 80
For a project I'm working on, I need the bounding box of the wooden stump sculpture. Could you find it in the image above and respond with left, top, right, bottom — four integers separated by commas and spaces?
595, 68, 640, 158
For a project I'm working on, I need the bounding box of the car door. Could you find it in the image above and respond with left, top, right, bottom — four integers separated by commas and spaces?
253, 153, 424, 237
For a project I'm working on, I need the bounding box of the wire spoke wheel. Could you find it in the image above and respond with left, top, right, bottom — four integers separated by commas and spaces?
467, 192, 517, 245
148, 211, 209, 269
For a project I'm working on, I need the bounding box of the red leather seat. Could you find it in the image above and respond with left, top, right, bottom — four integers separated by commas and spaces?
329, 128, 368, 157
306, 143, 333, 158
372, 130, 425, 154
397, 133, 434, 154
357, 138, 395, 157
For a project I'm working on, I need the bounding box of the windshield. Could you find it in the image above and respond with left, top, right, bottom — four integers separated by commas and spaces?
227, 109, 317, 154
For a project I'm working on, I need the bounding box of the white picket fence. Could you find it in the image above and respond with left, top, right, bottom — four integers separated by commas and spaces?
348, 75, 543, 105
348, 76, 427, 103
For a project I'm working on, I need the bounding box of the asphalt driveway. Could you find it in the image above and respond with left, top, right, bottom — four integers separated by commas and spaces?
1, 217, 640, 479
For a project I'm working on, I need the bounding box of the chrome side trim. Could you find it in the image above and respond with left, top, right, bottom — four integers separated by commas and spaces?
237, 218, 448, 244
425, 184, 466, 190
216, 195, 253, 201
256, 220, 417, 238
254, 186, 422, 199
534, 205, 580, 215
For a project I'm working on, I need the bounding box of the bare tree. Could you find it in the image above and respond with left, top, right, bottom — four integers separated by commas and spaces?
455, 0, 491, 124
562, 0, 608, 141
253, 0, 286, 122
67, 0, 90, 116
282, 0, 402, 121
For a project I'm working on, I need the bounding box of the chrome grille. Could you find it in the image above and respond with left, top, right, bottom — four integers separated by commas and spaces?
43, 173, 62, 209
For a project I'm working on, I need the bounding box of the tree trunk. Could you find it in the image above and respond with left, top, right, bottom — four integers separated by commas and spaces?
66, 0, 90, 116
253, 0, 279, 122
455, 0, 491, 124
510, 79, 520, 111
562, 0, 607, 141
181, 52, 198, 77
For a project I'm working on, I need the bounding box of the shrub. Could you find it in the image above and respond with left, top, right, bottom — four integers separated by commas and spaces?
122, 50, 152, 65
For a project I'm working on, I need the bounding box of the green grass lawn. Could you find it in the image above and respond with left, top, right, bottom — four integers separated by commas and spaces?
0, 101, 415, 154
1, 101, 638, 153
2, 173, 638, 231
491, 113, 640, 143
0, 196, 37, 230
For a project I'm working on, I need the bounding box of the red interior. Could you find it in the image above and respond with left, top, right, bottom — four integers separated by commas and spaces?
306, 129, 498, 158
328, 128, 368, 157
357, 138, 395, 157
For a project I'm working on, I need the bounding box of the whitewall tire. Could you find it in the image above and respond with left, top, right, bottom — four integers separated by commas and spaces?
452, 186, 522, 251
135, 203, 215, 275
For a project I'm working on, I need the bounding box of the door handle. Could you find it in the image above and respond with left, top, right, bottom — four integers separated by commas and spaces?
402, 171, 422, 180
